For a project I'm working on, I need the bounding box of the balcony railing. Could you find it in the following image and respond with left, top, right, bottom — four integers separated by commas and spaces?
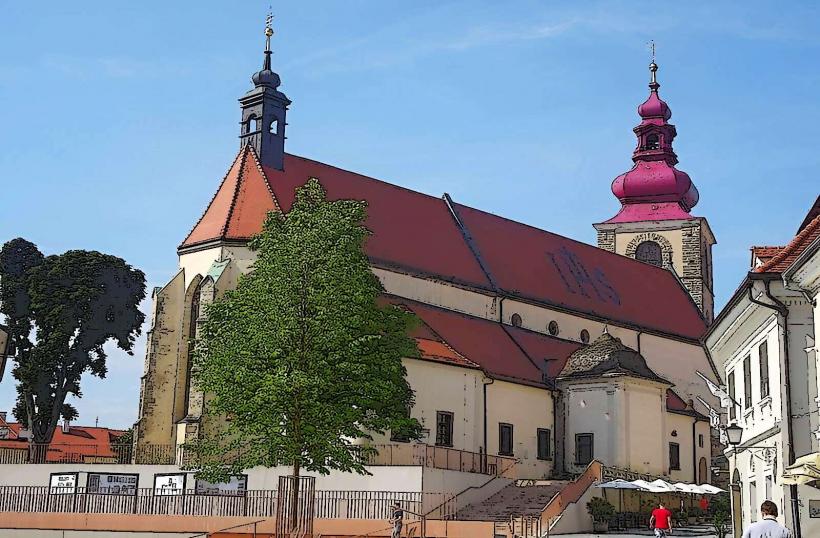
361, 443, 518, 478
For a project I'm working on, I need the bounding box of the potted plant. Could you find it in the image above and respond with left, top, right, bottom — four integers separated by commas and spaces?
712, 510, 730, 538
587, 496, 616, 533
691, 506, 704, 523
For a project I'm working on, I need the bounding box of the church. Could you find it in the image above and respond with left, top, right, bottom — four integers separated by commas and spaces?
134, 27, 720, 488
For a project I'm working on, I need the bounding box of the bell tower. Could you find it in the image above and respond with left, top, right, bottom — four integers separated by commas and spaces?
594, 60, 716, 323
239, 14, 290, 170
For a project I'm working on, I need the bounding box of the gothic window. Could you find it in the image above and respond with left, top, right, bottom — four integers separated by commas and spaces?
646, 133, 660, 150
548, 321, 559, 336
635, 241, 663, 267
183, 285, 202, 414
269, 118, 279, 135
699, 457, 709, 483
511, 313, 522, 327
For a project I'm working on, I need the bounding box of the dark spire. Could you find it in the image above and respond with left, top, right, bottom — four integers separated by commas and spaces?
239, 12, 290, 170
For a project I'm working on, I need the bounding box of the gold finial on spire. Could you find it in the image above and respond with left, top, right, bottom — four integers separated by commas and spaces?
265, 9, 274, 51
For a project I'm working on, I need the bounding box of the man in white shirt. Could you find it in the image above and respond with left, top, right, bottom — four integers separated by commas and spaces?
742, 500, 791, 538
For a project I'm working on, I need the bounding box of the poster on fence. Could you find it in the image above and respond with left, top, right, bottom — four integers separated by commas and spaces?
194, 474, 247, 496
153, 473, 186, 496
49, 472, 78, 494
87, 472, 139, 495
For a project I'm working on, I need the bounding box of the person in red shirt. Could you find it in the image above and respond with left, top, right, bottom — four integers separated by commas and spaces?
650, 502, 673, 537
699, 496, 709, 513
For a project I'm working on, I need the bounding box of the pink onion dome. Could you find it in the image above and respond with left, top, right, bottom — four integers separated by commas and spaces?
603, 61, 700, 223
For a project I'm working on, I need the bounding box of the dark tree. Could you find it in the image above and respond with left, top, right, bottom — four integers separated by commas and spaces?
0, 239, 146, 459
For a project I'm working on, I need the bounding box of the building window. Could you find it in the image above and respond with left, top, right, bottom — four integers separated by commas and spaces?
669, 442, 681, 471
743, 355, 752, 409
575, 433, 594, 465
646, 133, 660, 150
435, 411, 453, 447
548, 321, 559, 336
499, 423, 514, 456
537, 428, 551, 460
269, 118, 279, 135
511, 313, 522, 327
749, 481, 757, 522
698, 434, 704, 448
580, 329, 590, 344
728, 370, 737, 420
765, 475, 773, 500
635, 241, 663, 267
759, 341, 770, 399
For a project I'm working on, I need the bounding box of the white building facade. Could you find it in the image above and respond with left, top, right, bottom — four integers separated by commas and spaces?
705, 198, 820, 538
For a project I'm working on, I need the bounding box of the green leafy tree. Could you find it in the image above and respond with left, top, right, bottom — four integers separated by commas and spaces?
187, 179, 421, 529
0, 239, 146, 460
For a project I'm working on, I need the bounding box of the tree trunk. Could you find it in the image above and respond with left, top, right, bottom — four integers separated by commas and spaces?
290, 461, 301, 533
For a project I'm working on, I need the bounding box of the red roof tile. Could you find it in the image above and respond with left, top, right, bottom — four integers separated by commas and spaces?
386, 295, 581, 386
755, 215, 820, 273
0, 420, 126, 462
451, 203, 707, 340
181, 146, 280, 248
180, 150, 709, 340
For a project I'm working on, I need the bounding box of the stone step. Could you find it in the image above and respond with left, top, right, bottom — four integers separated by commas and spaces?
455, 481, 569, 521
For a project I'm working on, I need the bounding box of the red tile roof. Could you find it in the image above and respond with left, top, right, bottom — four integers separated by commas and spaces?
181, 146, 280, 248
180, 150, 709, 340
451, 202, 707, 340
755, 215, 820, 273
0, 418, 126, 463
665, 389, 707, 419
385, 295, 583, 387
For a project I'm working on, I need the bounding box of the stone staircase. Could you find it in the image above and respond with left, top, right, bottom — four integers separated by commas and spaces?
455, 480, 569, 521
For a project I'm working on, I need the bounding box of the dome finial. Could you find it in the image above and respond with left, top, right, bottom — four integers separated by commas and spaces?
251, 8, 281, 89
648, 40, 659, 91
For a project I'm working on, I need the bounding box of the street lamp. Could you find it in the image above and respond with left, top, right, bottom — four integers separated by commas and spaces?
723, 422, 743, 538
725, 423, 743, 447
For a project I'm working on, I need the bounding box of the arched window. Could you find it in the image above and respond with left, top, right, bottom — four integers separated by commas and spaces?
580, 329, 590, 344
635, 241, 663, 267
245, 115, 258, 134
548, 321, 559, 336
646, 133, 660, 150
269, 118, 279, 135
511, 313, 522, 327
183, 286, 202, 414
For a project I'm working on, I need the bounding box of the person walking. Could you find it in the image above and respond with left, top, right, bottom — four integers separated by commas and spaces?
650, 502, 674, 537
388, 500, 404, 538
742, 501, 791, 538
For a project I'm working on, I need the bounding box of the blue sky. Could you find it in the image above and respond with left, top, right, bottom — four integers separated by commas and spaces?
1, 1, 818, 428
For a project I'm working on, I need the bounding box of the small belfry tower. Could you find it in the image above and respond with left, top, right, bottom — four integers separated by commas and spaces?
239, 13, 290, 170
594, 59, 716, 323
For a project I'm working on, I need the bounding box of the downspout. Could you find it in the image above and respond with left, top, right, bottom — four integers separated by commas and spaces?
483, 376, 494, 474
748, 279, 801, 538
691, 414, 697, 483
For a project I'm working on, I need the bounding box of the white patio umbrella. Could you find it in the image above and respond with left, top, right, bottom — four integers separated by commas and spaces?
596, 479, 642, 512
648, 479, 676, 493
697, 484, 726, 494
673, 482, 706, 494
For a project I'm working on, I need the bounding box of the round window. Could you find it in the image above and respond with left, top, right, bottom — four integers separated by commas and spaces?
511, 313, 522, 327
580, 329, 590, 344
548, 321, 559, 336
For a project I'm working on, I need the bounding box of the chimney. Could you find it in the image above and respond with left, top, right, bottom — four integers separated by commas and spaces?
0, 411, 7, 423
62, 419, 70, 433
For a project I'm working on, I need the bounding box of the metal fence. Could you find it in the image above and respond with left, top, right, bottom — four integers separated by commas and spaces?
1, 442, 517, 479
0, 486, 455, 520
363, 444, 518, 478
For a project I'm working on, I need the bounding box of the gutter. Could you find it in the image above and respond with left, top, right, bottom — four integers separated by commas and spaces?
746, 275, 801, 538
